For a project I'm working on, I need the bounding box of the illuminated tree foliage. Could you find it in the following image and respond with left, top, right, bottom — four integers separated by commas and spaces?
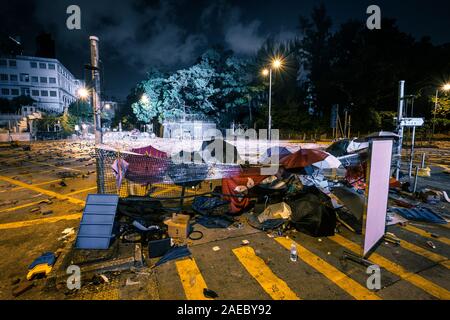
132, 49, 261, 126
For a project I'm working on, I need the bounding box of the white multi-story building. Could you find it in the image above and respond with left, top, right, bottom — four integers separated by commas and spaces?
0, 55, 84, 113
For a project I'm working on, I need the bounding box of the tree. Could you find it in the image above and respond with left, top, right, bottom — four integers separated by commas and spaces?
132, 48, 260, 128
68, 99, 92, 121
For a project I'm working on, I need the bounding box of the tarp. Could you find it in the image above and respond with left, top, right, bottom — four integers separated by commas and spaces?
392, 207, 447, 225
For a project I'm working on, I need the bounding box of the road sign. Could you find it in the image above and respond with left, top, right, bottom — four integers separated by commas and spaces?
400, 118, 424, 127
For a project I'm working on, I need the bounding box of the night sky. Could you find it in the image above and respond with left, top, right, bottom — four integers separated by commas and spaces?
2, 0, 450, 100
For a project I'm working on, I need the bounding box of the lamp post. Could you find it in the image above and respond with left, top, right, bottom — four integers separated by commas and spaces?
432, 83, 450, 140
262, 58, 283, 140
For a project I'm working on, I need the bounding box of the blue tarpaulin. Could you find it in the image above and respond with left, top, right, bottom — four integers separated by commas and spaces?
392, 207, 447, 225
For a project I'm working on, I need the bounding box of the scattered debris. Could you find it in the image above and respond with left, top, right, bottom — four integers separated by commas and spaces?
12, 281, 35, 297
427, 241, 437, 249
203, 288, 219, 299
27, 252, 56, 280
212, 246, 221, 252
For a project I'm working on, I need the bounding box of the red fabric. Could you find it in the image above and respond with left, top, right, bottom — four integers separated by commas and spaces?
222, 167, 268, 214
124, 145, 169, 184
131, 145, 168, 158
281, 149, 328, 169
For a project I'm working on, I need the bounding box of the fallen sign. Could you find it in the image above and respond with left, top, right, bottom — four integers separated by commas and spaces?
400, 118, 424, 127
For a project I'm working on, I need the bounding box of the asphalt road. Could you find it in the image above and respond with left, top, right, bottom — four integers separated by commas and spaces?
0, 140, 448, 300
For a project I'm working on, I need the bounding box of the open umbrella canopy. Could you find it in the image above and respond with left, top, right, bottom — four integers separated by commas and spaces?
281, 149, 328, 170
259, 146, 292, 164
201, 138, 241, 164
312, 154, 342, 169
131, 145, 168, 158
326, 139, 351, 157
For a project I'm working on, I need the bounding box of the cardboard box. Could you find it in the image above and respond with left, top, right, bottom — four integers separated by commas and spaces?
164, 213, 190, 241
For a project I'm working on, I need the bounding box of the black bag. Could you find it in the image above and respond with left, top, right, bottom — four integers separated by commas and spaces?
287, 189, 336, 237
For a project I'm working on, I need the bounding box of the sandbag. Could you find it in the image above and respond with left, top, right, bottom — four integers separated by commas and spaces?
287, 191, 336, 237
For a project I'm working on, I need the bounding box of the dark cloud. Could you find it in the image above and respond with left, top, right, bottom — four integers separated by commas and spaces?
1, 0, 449, 99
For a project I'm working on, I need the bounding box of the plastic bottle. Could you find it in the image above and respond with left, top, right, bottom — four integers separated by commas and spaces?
290, 243, 298, 262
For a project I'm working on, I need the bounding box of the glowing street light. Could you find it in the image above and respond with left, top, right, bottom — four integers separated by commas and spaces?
432, 83, 450, 139
261, 57, 284, 140
77, 87, 89, 99
104, 103, 111, 110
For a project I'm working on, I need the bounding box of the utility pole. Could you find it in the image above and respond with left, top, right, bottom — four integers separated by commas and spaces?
268, 68, 272, 140
396, 80, 405, 180
89, 36, 102, 145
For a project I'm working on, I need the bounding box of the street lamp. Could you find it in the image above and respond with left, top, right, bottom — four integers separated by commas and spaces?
77, 87, 89, 100
261, 57, 283, 140
432, 83, 450, 139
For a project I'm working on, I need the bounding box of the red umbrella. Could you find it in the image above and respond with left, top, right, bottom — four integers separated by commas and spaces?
281, 149, 328, 170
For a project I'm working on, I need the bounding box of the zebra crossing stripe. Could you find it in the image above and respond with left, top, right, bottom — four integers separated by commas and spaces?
275, 237, 381, 300
329, 234, 450, 300
176, 258, 212, 300
232, 246, 300, 300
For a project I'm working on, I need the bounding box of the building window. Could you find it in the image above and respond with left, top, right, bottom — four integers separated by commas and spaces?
0, 74, 7, 81
1, 88, 10, 95
40, 90, 48, 96
32, 90, 39, 96
50, 91, 57, 97
20, 73, 30, 82
39, 62, 47, 69
21, 88, 30, 96
31, 76, 38, 83
49, 77, 56, 84
8, 60, 16, 67
48, 64, 55, 70
40, 77, 47, 83
11, 89, 19, 96
0, 59, 6, 67
10, 74, 18, 82
30, 62, 37, 68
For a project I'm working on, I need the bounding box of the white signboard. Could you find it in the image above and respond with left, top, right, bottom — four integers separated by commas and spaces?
362, 139, 393, 257
400, 118, 424, 127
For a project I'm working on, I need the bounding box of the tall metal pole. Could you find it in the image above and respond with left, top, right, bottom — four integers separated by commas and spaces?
90, 36, 102, 145
268, 68, 272, 140
396, 80, 405, 180
432, 89, 438, 141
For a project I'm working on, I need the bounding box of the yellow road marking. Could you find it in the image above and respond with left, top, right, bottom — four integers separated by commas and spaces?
0, 175, 85, 206
0, 213, 82, 230
0, 199, 45, 214
232, 246, 300, 300
275, 237, 381, 300
26, 160, 83, 172
329, 235, 450, 300
175, 258, 211, 300
402, 225, 450, 246
67, 187, 97, 196
0, 178, 71, 193
399, 239, 450, 269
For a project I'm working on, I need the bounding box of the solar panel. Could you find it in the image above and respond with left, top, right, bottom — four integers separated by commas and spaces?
75, 194, 119, 250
